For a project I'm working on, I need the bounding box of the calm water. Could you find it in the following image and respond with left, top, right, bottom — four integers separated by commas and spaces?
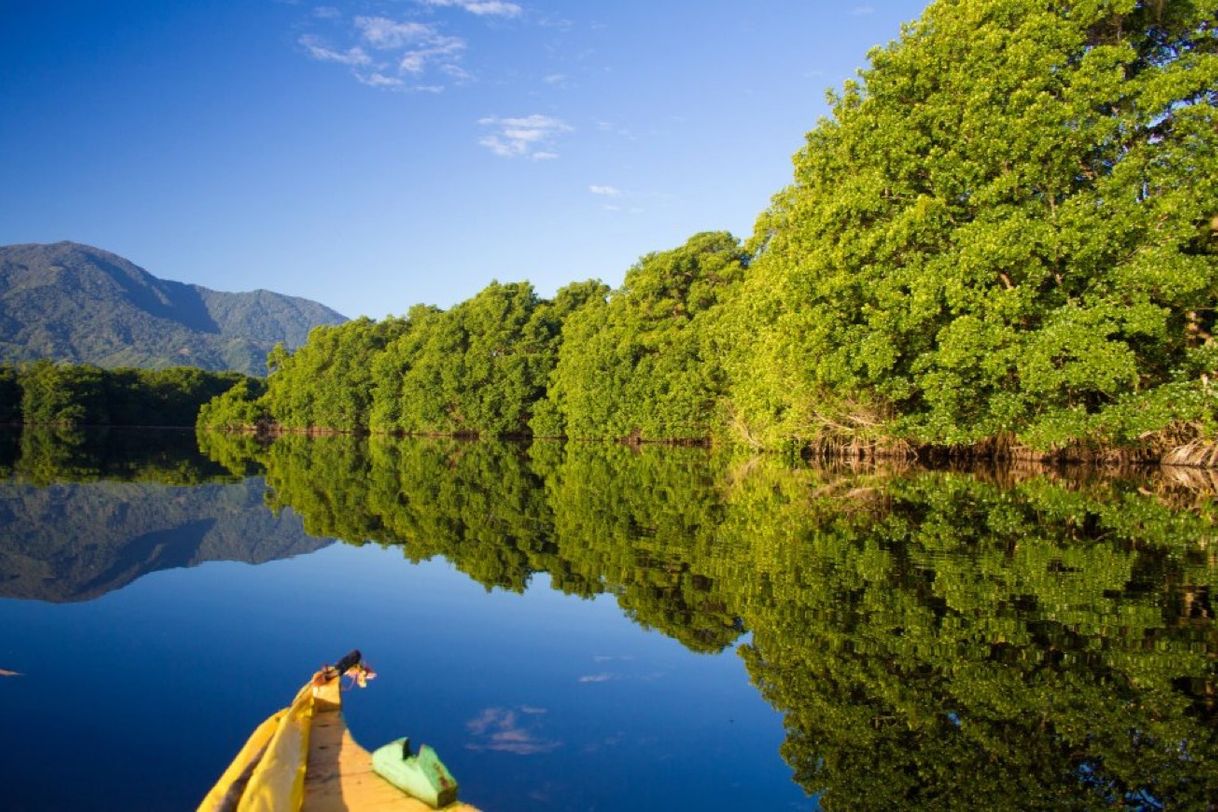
1, 429, 1216, 810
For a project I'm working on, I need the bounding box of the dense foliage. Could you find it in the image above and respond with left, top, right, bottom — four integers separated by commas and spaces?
195, 377, 270, 432
204, 280, 608, 438
534, 232, 746, 440
9, 361, 250, 428
0, 366, 22, 423
261, 317, 408, 431
191, 1, 1216, 460
369, 281, 595, 437
197, 432, 1218, 805
729, 0, 1218, 454
207, 235, 747, 443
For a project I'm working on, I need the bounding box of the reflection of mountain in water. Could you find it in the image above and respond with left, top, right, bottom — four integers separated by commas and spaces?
0, 478, 329, 602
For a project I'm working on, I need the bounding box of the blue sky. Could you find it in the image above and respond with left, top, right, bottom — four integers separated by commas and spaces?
0, 0, 927, 318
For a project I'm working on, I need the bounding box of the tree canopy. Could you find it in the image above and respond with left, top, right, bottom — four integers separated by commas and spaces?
536, 232, 746, 441
729, 0, 1218, 454
195, 1, 1218, 462
10, 361, 248, 429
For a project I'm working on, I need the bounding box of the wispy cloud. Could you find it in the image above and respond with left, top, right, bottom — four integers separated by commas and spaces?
578, 672, 618, 683
419, 0, 523, 17
355, 16, 434, 49
312, 5, 341, 19
299, 34, 371, 66
543, 73, 569, 87
357, 72, 405, 88
466, 707, 561, 755
595, 120, 637, 141
298, 14, 470, 91
400, 35, 466, 73
851, 5, 875, 15
478, 114, 571, 159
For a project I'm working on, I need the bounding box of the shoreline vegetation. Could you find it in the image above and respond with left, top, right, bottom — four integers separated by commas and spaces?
7, 2, 1217, 467
194, 2, 1218, 466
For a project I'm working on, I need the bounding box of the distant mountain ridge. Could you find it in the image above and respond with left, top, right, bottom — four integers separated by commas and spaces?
0, 241, 347, 375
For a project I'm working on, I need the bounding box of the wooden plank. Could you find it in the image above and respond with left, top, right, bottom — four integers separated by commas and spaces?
302, 680, 479, 812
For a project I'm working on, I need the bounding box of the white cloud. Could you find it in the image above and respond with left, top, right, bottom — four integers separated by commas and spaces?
478, 114, 571, 159
356, 72, 405, 88
298, 34, 371, 66
299, 15, 471, 92
419, 0, 523, 17
441, 63, 474, 81
312, 5, 341, 19
543, 73, 567, 86
851, 5, 875, 15
399, 35, 466, 73
355, 16, 434, 49
588, 185, 620, 197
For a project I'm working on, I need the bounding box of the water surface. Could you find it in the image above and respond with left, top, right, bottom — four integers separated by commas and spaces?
1, 429, 1216, 809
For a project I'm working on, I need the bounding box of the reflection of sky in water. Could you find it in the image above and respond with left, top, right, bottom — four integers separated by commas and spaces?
0, 518, 806, 811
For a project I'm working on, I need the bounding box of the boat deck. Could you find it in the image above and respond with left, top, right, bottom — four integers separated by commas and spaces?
302, 678, 478, 812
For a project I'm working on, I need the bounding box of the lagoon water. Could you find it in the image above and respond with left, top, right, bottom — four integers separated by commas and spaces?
1, 429, 1216, 809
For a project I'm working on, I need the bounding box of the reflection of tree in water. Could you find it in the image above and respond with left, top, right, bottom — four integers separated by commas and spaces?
8, 427, 238, 486
729, 469, 1218, 809
541, 443, 743, 653
244, 435, 745, 650
200, 431, 1218, 806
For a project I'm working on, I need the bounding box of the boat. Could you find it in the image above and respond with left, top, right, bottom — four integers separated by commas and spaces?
199, 651, 478, 811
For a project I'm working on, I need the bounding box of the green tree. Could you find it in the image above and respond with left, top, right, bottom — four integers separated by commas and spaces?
16, 362, 247, 429
540, 232, 747, 440
730, 0, 1218, 455
261, 317, 407, 431
373, 282, 574, 437
19, 361, 109, 426
0, 366, 21, 424
196, 377, 270, 432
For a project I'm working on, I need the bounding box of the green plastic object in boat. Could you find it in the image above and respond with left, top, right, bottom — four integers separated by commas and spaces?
371, 737, 459, 809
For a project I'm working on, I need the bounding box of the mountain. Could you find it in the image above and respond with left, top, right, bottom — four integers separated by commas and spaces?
0, 241, 347, 375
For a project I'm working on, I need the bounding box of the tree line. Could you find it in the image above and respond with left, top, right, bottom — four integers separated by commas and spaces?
1, 360, 251, 429
196, 0, 1215, 462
